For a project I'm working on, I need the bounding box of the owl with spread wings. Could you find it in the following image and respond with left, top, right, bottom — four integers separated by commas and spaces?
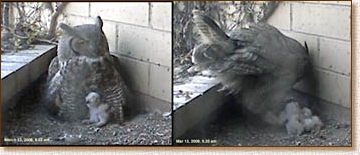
190, 10, 312, 126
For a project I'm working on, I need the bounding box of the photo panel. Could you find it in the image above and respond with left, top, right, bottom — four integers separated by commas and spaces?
172, 1, 351, 146
1, 2, 172, 146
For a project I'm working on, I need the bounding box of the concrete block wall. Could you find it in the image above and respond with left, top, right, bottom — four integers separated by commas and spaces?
62, 2, 351, 110
267, 1, 351, 107
62, 2, 172, 112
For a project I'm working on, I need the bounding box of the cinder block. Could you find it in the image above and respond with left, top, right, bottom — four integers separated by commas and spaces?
318, 99, 351, 124
102, 21, 117, 53
315, 68, 350, 107
304, 1, 351, 6
292, 3, 350, 40
149, 64, 171, 102
115, 56, 150, 95
267, 2, 291, 31
65, 2, 89, 17
319, 38, 351, 75
328, 1, 351, 5
150, 2, 172, 31
65, 15, 94, 26
135, 92, 171, 113
117, 24, 171, 67
90, 2, 149, 26
280, 30, 320, 67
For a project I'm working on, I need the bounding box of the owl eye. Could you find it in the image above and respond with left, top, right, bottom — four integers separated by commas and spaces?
69, 37, 89, 55
77, 39, 89, 46
77, 38, 90, 44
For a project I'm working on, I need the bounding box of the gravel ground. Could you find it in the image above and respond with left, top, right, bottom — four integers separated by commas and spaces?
2, 78, 172, 146
176, 102, 351, 146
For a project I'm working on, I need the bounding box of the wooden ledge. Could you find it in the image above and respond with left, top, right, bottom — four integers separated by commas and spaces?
173, 75, 225, 138
1, 45, 56, 110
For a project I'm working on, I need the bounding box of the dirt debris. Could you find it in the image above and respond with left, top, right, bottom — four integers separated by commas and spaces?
176, 103, 351, 146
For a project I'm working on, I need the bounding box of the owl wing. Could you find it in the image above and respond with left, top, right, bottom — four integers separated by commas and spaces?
47, 56, 59, 81
191, 12, 277, 76
230, 23, 310, 122
56, 57, 92, 120
92, 57, 127, 106
192, 10, 229, 42
43, 56, 63, 115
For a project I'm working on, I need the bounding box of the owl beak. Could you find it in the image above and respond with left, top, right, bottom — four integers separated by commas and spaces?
88, 44, 99, 57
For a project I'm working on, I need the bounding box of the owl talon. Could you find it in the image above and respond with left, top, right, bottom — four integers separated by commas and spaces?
218, 87, 239, 96
96, 122, 106, 127
81, 119, 93, 124
217, 86, 228, 92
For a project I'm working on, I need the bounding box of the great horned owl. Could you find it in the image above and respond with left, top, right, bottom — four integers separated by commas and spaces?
190, 10, 311, 125
45, 16, 128, 124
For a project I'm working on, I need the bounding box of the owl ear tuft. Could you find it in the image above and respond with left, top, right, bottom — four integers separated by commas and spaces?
59, 23, 74, 34
96, 16, 103, 29
59, 23, 89, 41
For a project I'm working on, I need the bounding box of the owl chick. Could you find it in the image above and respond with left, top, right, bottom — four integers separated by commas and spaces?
285, 102, 301, 117
283, 105, 323, 135
301, 107, 323, 133
278, 101, 301, 125
82, 92, 110, 127
282, 102, 304, 135
286, 114, 304, 135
